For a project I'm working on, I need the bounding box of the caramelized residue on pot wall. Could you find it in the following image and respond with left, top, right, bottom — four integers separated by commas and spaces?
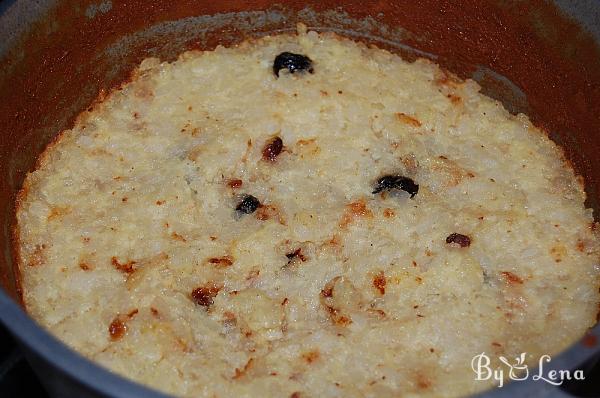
1, 0, 600, 300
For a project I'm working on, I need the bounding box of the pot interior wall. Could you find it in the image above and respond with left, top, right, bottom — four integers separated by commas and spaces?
1, 0, 600, 302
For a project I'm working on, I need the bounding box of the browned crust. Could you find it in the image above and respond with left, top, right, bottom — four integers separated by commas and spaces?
10, 70, 143, 308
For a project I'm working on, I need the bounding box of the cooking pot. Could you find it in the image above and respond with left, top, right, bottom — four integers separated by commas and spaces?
0, 1, 599, 397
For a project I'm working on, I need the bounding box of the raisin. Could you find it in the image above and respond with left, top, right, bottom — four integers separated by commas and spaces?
372, 175, 419, 198
236, 194, 261, 214
191, 285, 220, 308
262, 136, 283, 162
273, 52, 314, 77
446, 233, 471, 248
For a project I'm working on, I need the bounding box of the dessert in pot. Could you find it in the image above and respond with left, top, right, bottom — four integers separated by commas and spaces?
16, 25, 600, 397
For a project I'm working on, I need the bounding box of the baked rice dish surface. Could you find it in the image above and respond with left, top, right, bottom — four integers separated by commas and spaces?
16, 25, 600, 397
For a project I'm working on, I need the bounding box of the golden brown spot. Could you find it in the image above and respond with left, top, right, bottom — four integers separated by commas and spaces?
339, 199, 373, 229
108, 317, 127, 341
27, 244, 47, 267
395, 112, 422, 127
447, 93, 462, 104
433, 157, 473, 187
550, 243, 567, 262
121, 197, 128, 203
150, 307, 159, 317
79, 262, 92, 271
47, 206, 71, 221
327, 234, 341, 247
111, 257, 136, 274
133, 83, 154, 100
233, 358, 254, 379
90, 148, 113, 156
223, 311, 236, 322
434, 69, 462, 87
320, 90, 329, 96
297, 138, 317, 146
281, 297, 289, 306
209, 236, 217, 241
82, 237, 91, 243
246, 268, 260, 281
227, 179, 243, 189
187, 145, 203, 161
319, 277, 355, 327
295, 137, 320, 158
171, 231, 187, 242
156, 200, 165, 205
368, 309, 387, 319
208, 256, 234, 267
415, 372, 432, 390
383, 208, 396, 218
373, 271, 386, 295
576, 239, 586, 252
290, 393, 301, 398
255, 204, 286, 225
336, 315, 352, 326
302, 350, 320, 364
501, 271, 524, 285
175, 336, 192, 353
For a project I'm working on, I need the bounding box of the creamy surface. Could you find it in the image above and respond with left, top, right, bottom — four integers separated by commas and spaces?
16, 26, 600, 397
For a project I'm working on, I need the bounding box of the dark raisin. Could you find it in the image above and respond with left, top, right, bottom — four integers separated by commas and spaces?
372, 175, 419, 198
262, 136, 283, 162
273, 52, 314, 77
236, 194, 261, 214
445, 233, 471, 248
